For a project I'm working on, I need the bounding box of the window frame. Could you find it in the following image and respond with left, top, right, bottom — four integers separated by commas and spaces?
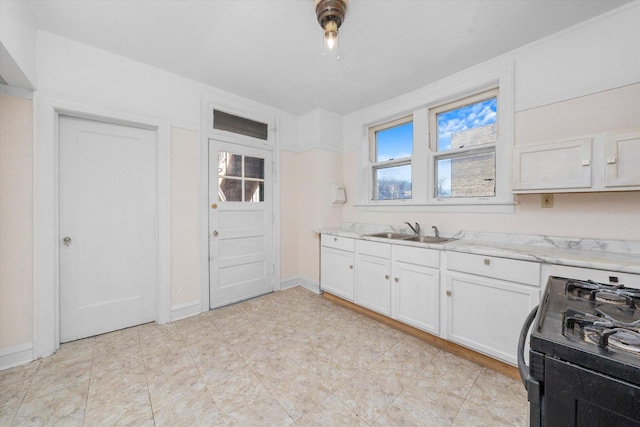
356, 62, 515, 212
429, 88, 499, 201
369, 115, 414, 201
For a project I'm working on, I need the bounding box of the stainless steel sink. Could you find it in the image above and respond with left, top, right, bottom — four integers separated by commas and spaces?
365, 232, 414, 240
404, 236, 457, 244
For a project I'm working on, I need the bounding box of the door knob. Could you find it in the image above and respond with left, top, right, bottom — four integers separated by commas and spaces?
63, 236, 72, 246
213, 230, 219, 237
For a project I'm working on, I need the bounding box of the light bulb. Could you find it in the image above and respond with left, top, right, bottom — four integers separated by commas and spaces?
325, 31, 338, 49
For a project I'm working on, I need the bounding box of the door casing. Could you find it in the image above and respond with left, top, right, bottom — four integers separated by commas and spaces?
33, 93, 171, 358
200, 99, 280, 313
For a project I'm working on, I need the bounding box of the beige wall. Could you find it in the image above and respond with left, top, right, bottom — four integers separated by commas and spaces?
0, 93, 33, 351
170, 127, 200, 307
280, 149, 343, 283
279, 150, 300, 280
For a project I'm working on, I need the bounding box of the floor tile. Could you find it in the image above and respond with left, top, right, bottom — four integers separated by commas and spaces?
295, 395, 366, 427
465, 367, 529, 427
12, 380, 89, 427
0, 286, 529, 427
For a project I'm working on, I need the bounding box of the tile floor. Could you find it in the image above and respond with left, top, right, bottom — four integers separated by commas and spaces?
0, 286, 528, 426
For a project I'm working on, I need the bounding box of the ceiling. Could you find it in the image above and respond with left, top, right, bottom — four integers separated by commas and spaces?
25, 0, 630, 115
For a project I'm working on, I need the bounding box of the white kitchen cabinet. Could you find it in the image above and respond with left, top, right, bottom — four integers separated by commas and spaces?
444, 252, 540, 365
355, 240, 391, 315
354, 240, 441, 334
392, 250, 440, 334
320, 235, 355, 301
605, 129, 640, 188
512, 137, 592, 191
356, 254, 392, 316
512, 129, 640, 193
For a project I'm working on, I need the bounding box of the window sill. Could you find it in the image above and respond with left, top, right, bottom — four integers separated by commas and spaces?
354, 201, 516, 214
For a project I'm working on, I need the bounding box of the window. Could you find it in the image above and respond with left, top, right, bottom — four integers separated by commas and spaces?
357, 63, 513, 211
369, 116, 413, 200
218, 151, 265, 202
430, 89, 498, 199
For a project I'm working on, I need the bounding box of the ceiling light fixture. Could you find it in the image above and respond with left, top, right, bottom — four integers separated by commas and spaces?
315, 0, 348, 60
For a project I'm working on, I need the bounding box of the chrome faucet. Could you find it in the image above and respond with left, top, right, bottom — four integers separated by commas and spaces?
432, 226, 440, 238
405, 222, 420, 235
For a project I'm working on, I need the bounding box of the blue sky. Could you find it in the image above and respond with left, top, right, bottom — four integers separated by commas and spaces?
437, 97, 497, 151
376, 122, 413, 162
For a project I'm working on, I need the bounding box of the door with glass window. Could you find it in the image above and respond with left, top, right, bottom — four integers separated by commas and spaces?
209, 140, 273, 308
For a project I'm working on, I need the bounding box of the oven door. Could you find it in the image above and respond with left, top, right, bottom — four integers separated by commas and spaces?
545, 357, 640, 426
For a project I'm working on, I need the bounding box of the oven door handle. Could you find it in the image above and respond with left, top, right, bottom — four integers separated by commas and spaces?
517, 305, 539, 389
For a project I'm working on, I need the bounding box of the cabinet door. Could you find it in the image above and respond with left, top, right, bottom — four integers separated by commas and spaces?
512, 138, 592, 192
605, 129, 640, 188
445, 271, 539, 365
321, 247, 355, 301
392, 261, 440, 335
356, 254, 391, 316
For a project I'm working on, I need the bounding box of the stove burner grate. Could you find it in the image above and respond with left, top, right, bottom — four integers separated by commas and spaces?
565, 280, 640, 309
563, 308, 640, 354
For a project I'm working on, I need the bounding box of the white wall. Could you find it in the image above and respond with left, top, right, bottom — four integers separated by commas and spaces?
0, 0, 37, 88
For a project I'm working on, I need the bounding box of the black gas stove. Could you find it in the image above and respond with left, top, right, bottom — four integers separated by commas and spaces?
519, 276, 640, 427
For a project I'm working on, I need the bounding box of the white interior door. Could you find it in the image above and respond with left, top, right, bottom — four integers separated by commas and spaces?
59, 115, 157, 342
209, 139, 273, 308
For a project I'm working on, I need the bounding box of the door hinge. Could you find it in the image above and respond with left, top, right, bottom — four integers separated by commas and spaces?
272, 213, 275, 224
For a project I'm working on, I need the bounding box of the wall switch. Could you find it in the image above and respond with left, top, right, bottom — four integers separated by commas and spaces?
541, 194, 554, 208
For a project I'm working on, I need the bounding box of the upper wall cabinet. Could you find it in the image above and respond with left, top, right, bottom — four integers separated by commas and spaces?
605, 130, 640, 188
511, 129, 640, 193
512, 138, 592, 191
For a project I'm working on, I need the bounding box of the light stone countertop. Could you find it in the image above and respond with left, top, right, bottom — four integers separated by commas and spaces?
315, 224, 640, 275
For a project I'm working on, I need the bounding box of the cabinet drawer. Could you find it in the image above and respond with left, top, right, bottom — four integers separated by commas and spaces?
447, 252, 540, 286
392, 245, 439, 268
321, 234, 355, 252
356, 240, 391, 258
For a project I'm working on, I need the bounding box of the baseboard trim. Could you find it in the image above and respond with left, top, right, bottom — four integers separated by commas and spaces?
0, 343, 34, 371
170, 300, 202, 322
280, 276, 320, 294
322, 292, 520, 381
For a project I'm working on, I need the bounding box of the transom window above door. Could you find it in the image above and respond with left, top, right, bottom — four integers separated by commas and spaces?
218, 151, 265, 202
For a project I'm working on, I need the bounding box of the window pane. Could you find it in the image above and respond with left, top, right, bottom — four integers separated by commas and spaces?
376, 122, 413, 162
245, 156, 265, 179
244, 181, 264, 202
437, 97, 497, 151
218, 151, 242, 177
436, 152, 495, 198
374, 165, 412, 200
218, 177, 243, 201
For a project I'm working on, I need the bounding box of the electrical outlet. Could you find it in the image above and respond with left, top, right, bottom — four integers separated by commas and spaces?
541, 194, 554, 208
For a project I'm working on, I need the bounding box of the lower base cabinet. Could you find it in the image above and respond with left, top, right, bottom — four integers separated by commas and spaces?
354, 240, 440, 335
444, 252, 540, 365
320, 236, 355, 301
393, 260, 440, 335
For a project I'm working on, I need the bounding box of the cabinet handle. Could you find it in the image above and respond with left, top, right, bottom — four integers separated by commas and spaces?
582, 160, 590, 166
385, 275, 389, 280
607, 157, 617, 164
484, 258, 490, 265
446, 290, 452, 296
334, 237, 338, 242
349, 265, 353, 269
394, 277, 399, 283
